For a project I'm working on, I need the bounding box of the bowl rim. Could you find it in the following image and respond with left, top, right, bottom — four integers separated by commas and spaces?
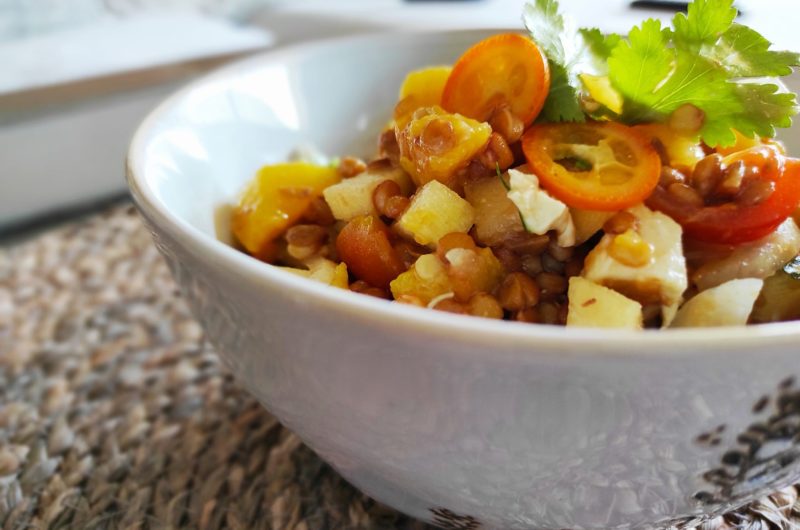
127, 27, 800, 354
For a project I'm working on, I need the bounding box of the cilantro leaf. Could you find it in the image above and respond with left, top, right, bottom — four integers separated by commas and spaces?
671, 0, 736, 49
522, 0, 800, 145
606, 0, 800, 146
580, 28, 621, 60
523, 0, 618, 121
709, 23, 800, 77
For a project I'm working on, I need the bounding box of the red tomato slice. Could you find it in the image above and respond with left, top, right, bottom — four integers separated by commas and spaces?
441, 33, 550, 126
521, 121, 661, 211
646, 150, 800, 244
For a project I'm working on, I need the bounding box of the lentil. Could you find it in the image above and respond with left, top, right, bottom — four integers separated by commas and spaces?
466, 293, 504, 319
691, 154, 724, 197
488, 105, 525, 143
659, 166, 687, 188
350, 281, 390, 299
603, 211, 639, 235
514, 307, 540, 323
536, 272, 567, 299
432, 297, 465, 314
337, 156, 367, 178
668, 182, 705, 207
669, 103, 705, 133
737, 179, 775, 206
497, 272, 540, 311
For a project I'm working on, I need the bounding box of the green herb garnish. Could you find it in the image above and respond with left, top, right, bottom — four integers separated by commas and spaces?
523, 0, 800, 146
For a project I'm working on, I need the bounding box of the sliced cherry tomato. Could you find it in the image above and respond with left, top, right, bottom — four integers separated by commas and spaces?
441, 33, 549, 126
521, 121, 661, 211
646, 147, 800, 244
336, 215, 405, 289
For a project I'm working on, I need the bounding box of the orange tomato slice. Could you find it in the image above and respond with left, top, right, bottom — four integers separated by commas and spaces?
521, 122, 661, 211
441, 33, 550, 126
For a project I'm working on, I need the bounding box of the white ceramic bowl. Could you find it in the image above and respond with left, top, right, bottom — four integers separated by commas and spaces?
127, 29, 800, 530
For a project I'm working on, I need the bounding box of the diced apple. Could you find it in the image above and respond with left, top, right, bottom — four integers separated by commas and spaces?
323, 165, 412, 221
395, 180, 475, 247
671, 278, 764, 328
567, 277, 643, 329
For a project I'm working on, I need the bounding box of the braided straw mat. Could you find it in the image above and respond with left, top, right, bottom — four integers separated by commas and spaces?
2, 202, 800, 530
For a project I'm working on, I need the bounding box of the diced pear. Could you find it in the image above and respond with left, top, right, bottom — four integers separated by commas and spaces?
671, 278, 764, 328
277, 258, 348, 289
464, 176, 525, 246
395, 180, 475, 247
323, 165, 412, 221
570, 208, 615, 244
692, 218, 800, 291
567, 277, 643, 329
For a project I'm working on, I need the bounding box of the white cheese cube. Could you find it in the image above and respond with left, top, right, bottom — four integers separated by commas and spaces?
583, 204, 688, 308
506, 168, 576, 247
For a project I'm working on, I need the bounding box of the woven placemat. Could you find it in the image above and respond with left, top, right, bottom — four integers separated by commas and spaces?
1, 201, 799, 530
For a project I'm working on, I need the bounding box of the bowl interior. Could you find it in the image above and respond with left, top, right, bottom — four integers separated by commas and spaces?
134, 29, 503, 244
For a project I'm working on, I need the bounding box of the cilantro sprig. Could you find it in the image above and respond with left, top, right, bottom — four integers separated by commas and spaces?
523, 0, 800, 146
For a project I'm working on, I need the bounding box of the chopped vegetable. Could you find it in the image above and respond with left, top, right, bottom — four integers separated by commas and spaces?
395, 66, 452, 125
570, 208, 615, 244
750, 256, 800, 323
231, 162, 341, 258
390, 254, 452, 304
464, 175, 527, 246
395, 106, 492, 187
671, 278, 763, 327
441, 33, 550, 125
323, 165, 412, 221
336, 215, 405, 289
691, 218, 800, 291
279, 258, 349, 289
566, 277, 643, 328
521, 121, 661, 211
395, 179, 475, 247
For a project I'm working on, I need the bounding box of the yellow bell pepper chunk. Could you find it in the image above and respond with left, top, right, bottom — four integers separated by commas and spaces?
395, 66, 452, 126
231, 162, 340, 258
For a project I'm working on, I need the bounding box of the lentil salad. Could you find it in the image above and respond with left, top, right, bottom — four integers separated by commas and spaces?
229, 0, 800, 328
